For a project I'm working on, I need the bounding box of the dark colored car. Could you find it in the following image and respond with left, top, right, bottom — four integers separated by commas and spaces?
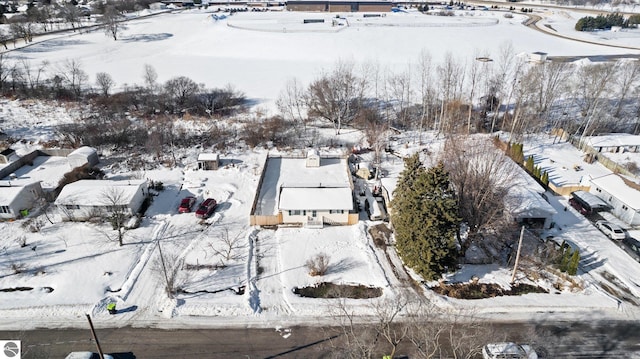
178, 196, 196, 213
195, 198, 217, 218
568, 197, 590, 215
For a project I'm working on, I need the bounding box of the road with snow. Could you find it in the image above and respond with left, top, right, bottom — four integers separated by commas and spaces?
6, 320, 640, 358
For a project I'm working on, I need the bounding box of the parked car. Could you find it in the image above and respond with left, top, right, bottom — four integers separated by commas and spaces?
178, 196, 196, 213
195, 198, 217, 218
482, 342, 538, 359
595, 220, 626, 240
568, 197, 591, 215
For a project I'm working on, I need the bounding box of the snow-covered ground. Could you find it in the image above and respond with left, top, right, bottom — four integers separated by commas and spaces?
2, 7, 639, 115
1, 6, 640, 333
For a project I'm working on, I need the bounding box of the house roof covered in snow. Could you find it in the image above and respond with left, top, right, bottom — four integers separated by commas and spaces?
590, 174, 640, 210
55, 179, 147, 206
506, 187, 556, 219
279, 187, 353, 211
585, 134, 640, 149
0, 184, 31, 206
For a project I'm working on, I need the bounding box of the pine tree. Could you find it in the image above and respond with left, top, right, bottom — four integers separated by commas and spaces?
391, 154, 460, 280
525, 155, 534, 173
568, 250, 580, 275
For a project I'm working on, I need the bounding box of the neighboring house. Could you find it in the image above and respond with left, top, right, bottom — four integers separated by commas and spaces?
590, 174, 640, 226
55, 180, 149, 221
149, 2, 167, 9
584, 134, 640, 153
67, 146, 99, 168
250, 151, 357, 227
506, 187, 557, 229
504, 163, 557, 229
0, 181, 44, 220
197, 153, 220, 170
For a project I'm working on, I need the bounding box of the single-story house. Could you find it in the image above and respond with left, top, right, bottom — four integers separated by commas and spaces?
584, 134, 640, 154
197, 153, 220, 170
0, 181, 44, 219
506, 187, 557, 229
590, 174, 640, 226
55, 179, 148, 221
279, 186, 353, 227
250, 151, 358, 227
67, 146, 99, 168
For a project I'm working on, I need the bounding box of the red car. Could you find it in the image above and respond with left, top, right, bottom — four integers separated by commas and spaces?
195, 198, 217, 218
178, 196, 196, 213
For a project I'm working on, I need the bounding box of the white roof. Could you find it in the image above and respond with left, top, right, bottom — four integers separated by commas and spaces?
68, 146, 97, 158
55, 180, 146, 206
590, 174, 640, 210
0, 185, 30, 206
279, 187, 353, 211
197, 153, 219, 161
585, 134, 640, 148
506, 187, 556, 219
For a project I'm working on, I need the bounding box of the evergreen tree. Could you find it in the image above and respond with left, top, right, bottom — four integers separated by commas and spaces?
568, 250, 580, 275
525, 155, 534, 173
391, 154, 460, 280
541, 171, 549, 186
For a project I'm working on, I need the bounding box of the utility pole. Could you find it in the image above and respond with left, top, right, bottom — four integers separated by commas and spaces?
510, 226, 525, 284
85, 314, 105, 359
157, 240, 172, 298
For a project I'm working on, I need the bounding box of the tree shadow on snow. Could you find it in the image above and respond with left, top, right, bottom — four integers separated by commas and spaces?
122, 33, 173, 42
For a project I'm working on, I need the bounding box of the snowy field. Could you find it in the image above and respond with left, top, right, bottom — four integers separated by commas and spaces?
2, 7, 640, 114
1, 4, 640, 335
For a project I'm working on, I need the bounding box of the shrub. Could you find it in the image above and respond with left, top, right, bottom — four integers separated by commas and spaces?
305, 253, 330, 276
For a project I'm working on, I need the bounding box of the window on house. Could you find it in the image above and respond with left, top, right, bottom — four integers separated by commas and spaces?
596, 188, 601, 192
291, 210, 301, 216
0, 206, 11, 214
311, 210, 317, 217
623, 205, 628, 211
65, 204, 80, 210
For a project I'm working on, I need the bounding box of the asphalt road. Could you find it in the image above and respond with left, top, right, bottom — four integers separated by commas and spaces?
4, 320, 640, 358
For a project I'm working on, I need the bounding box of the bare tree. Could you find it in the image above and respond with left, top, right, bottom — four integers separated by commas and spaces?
209, 226, 246, 265
570, 62, 617, 144
613, 59, 640, 118
60, 4, 83, 31
95, 72, 115, 96
0, 28, 10, 50
440, 136, 517, 255
306, 61, 367, 135
277, 78, 308, 132
57, 59, 89, 98
9, 18, 34, 44
20, 59, 49, 94
163, 76, 202, 112
102, 5, 124, 40
436, 52, 466, 135
386, 68, 414, 130
101, 187, 130, 246
143, 63, 158, 93
416, 50, 436, 139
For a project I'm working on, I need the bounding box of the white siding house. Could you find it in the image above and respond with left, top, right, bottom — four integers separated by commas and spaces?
0, 181, 44, 219
279, 186, 353, 226
590, 174, 640, 226
55, 180, 148, 221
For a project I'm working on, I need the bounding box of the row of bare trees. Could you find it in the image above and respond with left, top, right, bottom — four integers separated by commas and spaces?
279, 44, 640, 145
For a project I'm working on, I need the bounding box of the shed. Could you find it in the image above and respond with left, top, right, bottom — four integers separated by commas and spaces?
0, 181, 44, 219
197, 153, 220, 170
306, 149, 320, 168
530, 52, 548, 63
67, 146, 99, 168
0, 148, 19, 164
